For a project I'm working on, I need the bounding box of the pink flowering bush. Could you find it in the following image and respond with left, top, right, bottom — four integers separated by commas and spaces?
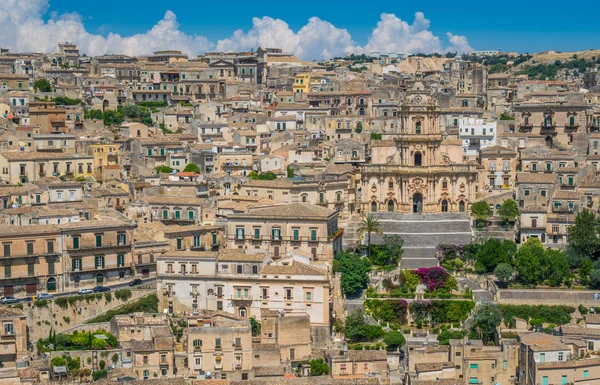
413, 267, 451, 291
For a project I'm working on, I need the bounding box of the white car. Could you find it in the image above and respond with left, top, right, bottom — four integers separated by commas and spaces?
77, 288, 93, 295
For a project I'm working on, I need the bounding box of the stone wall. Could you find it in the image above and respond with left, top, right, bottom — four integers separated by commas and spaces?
498, 289, 600, 306
25, 289, 151, 342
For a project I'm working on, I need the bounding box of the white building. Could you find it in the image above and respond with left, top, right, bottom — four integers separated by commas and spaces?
459, 117, 497, 157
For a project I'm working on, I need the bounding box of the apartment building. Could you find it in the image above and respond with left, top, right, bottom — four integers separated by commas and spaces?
0, 308, 27, 369
226, 202, 342, 261
157, 251, 330, 326
61, 218, 136, 288
0, 151, 94, 184
458, 117, 498, 157
0, 224, 61, 296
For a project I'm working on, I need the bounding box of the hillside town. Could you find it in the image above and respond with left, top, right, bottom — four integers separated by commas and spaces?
1, 43, 600, 385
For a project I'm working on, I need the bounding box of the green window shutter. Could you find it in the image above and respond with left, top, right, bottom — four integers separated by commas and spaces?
293, 229, 299, 241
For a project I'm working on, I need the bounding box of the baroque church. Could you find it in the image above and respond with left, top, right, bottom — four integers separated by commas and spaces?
361, 64, 478, 214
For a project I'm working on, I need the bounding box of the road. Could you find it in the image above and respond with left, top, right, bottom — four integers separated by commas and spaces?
459, 277, 494, 302
2, 277, 156, 304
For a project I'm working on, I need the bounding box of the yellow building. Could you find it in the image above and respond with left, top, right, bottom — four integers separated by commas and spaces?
293, 74, 311, 94
88, 143, 119, 176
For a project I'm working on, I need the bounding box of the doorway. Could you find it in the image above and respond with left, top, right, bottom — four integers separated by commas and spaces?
413, 193, 423, 213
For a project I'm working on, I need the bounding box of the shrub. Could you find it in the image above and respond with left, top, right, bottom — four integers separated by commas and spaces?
104, 293, 112, 303
498, 304, 575, 326
309, 358, 329, 376
578, 304, 589, 315
92, 339, 108, 350
92, 370, 107, 381
34, 299, 49, 308
86, 294, 158, 323
383, 331, 406, 351
111, 353, 119, 364
63, 316, 70, 324
55, 297, 69, 309
99, 360, 106, 370
414, 267, 451, 291
114, 289, 132, 301
87, 357, 92, 364
51, 356, 67, 367
437, 329, 467, 345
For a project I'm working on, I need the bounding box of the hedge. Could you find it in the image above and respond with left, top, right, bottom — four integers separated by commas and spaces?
498, 304, 575, 326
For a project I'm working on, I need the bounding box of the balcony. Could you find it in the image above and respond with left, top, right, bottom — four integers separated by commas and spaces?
71, 264, 129, 274
518, 124, 533, 131
229, 295, 253, 303
67, 241, 131, 254
235, 364, 242, 370
540, 125, 557, 134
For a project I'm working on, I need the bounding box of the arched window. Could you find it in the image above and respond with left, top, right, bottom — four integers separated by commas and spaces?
459, 200, 465, 212
371, 201, 378, 212
239, 307, 247, 318
359, 98, 365, 105
301, 194, 307, 202
388, 200, 395, 212
415, 121, 422, 134
461, 100, 468, 107
388, 180, 394, 189
442, 180, 448, 189
544, 115, 553, 127
414, 152, 422, 166
359, 108, 365, 116
441, 199, 449, 212
47, 277, 57, 292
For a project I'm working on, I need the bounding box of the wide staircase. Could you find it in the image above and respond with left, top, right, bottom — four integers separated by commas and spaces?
371, 212, 473, 269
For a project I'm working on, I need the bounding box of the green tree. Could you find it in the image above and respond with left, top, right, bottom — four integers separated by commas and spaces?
111, 353, 119, 364
92, 338, 108, 350
472, 302, 502, 343
475, 238, 511, 273
249, 316, 261, 337
499, 113, 515, 120
514, 238, 545, 285
590, 269, 600, 289
370, 235, 403, 266
51, 356, 67, 367
498, 199, 519, 223
337, 252, 371, 296
183, 163, 201, 173
568, 209, 600, 259
358, 214, 383, 258
99, 360, 106, 370
471, 200, 493, 222
155, 165, 174, 174
34, 78, 52, 92
543, 249, 569, 286
287, 166, 295, 178
309, 358, 330, 376
494, 263, 513, 282
383, 331, 406, 351
344, 310, 384, 342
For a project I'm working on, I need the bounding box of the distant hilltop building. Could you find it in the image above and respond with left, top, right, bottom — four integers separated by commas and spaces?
368, 52, 409, 60
473, 50, 501, 56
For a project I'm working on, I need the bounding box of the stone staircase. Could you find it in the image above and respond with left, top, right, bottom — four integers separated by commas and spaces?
370, 213, 473, 269
342, 214, 361, 248
474, 216, 516, 242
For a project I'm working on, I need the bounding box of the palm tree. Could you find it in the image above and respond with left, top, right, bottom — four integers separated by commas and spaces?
358, 214, 383, 257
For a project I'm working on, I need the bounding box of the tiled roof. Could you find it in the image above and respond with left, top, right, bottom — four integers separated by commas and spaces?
232, 202, 335, 220
218, 252, 266, 262
242, 179, 294, 188
260, 261, 327, 276
516, 172, 557, 184
143, 196, 205, 206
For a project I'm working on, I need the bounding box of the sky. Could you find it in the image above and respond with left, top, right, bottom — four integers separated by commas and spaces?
1, 0, 599, 60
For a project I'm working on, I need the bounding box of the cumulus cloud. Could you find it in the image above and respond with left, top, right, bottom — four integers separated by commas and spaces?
0, 0, 212, 56
358, 12, 473, 55
0, 1, 472, 59
216, 16, 355, 59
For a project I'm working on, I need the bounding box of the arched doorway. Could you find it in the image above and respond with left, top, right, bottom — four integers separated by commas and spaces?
96, 274, 104, 285
102, 99, 109, 111
413, 193, 423, 213
459, 200, 465, 212
371, 201, 378, 212
441, 199, 448, 212
387, 200, 395, 212
414, 152, 422, 166
47, 277, 57, 292
545, 136, 553, 148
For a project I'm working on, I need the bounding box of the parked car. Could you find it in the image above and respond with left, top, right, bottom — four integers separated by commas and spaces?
128, 279, 143, 286
77, 288, 93, 295
94, 286, 110, 293
0, 297, 18, 305
37, 293, 54, 300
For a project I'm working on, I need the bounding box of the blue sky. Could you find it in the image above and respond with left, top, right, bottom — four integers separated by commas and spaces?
45, 0, 600, 53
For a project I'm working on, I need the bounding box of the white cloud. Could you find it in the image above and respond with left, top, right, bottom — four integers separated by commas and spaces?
0, 1, 212, 56
216, 16, 355, 59
0, 1, 472, 59
358, 12, 473, 55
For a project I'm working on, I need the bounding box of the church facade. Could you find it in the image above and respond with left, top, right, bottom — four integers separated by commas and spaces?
361, 69, 478, 214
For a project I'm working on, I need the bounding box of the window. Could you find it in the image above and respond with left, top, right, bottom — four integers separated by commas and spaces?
215, 338, 221, 349
3, 323, 14, 335
540, 353, 545, 362
95, 235, 102, 247
176, 238, 183, 250
47, 240, 54, 253
293, 228, 300, 241
72, 259, 81, 271
72, 236, 79, 250
117, 233, 127, 245
117, 254, 125, 267
306, 292, 312, 301
3, 244, 10, 257
310, 229, 317, 241
254, 228, 260, 240
558, 352, 564, 361
561, 375, 567, 385
470, 364, 478, 369
4, 265, 10, 278
237, 265, 243, 274
584, 370, 589, 379
95, 255, 105, 269
469, 378, 479, 384
236, 227, 245, 240
272, 228, 281, 240
26, 242, 34, 255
